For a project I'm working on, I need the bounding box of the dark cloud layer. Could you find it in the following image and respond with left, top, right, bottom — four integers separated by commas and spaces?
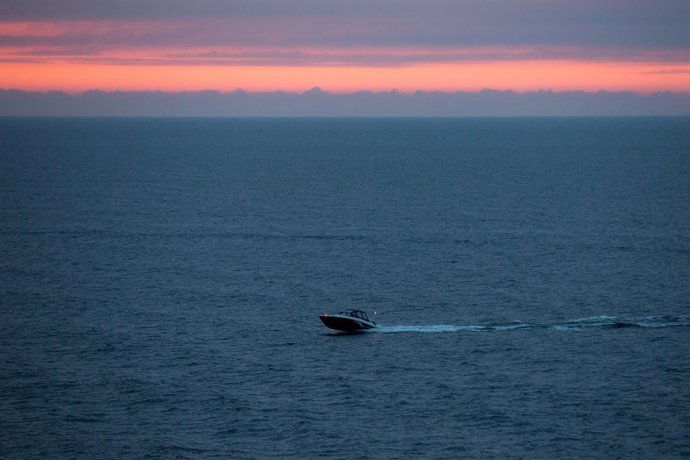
1, 0, 688, 49
1, 88, 688, 117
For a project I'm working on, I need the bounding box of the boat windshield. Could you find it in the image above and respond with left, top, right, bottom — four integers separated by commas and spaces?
340, 309, 369, 321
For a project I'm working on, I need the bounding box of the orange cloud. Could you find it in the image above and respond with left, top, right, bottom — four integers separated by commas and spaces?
1, 60, 689, 93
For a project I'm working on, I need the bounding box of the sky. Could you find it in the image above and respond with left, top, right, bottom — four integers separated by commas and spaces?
1, 0, 689, 95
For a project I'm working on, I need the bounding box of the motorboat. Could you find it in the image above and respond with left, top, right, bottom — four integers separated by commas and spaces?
319, 309, 377, 332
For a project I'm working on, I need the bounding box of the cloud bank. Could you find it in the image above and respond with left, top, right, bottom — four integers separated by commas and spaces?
1, 0, 688, 95
1, 0, 688, 65
1, 88, 688, 117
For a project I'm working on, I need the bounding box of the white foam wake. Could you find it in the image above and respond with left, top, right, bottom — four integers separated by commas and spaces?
374, 325, 487, 334
366, 315, 690, 334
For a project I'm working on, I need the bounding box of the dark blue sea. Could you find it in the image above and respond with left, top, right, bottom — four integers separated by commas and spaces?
1, 117, 689, 459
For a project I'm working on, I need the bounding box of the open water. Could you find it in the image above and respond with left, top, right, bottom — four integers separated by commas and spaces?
1, 117, 689, 458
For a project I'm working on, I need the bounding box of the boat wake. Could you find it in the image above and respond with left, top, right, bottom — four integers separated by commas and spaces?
372, 315, 690, 334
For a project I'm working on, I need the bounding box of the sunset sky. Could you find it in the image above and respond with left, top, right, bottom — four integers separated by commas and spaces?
0, 0, 689, 94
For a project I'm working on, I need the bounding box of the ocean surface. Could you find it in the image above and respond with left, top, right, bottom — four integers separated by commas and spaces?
1, 117, 689, 459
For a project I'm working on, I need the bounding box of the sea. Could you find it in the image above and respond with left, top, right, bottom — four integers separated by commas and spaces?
1, 117, 689, 459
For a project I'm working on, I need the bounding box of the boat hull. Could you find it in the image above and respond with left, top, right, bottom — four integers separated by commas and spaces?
320, 314, 376, 332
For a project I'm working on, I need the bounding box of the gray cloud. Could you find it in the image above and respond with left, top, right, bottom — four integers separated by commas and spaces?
1, 0, 688, 50
1, 88, 688, 117
7, 44, 683, 68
